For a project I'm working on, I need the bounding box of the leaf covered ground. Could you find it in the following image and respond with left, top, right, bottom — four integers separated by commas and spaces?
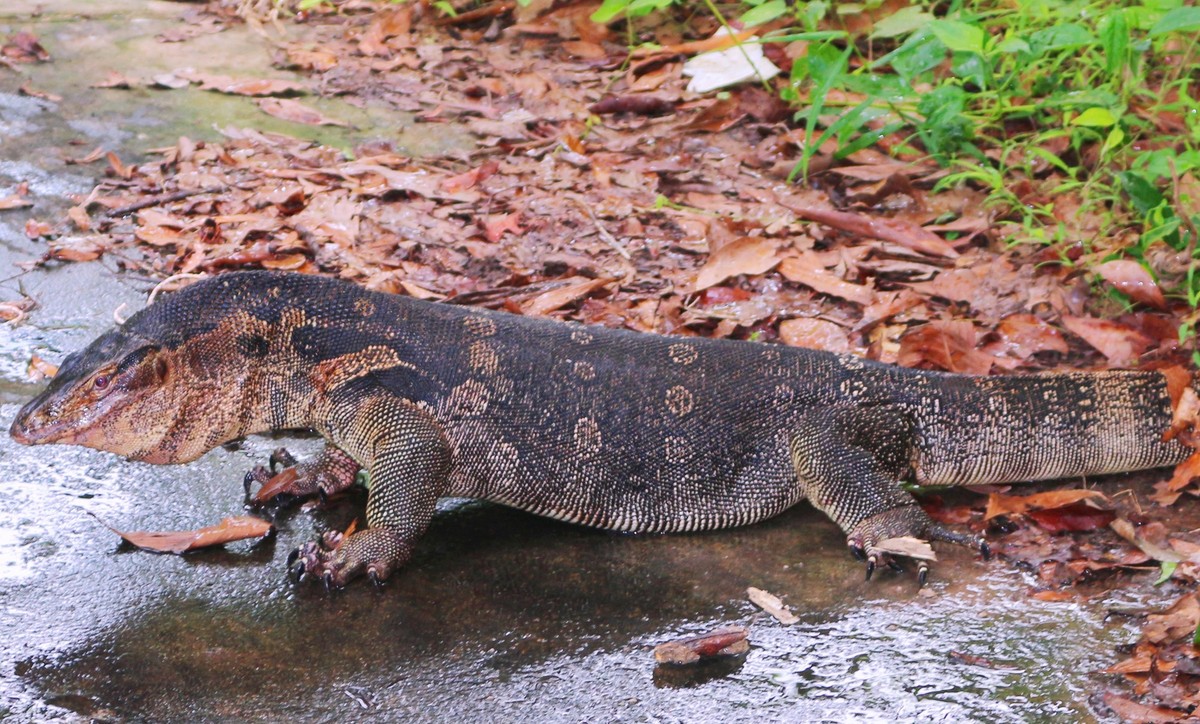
4, 1, 1200, 718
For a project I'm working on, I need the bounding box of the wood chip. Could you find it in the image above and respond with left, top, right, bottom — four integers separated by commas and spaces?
653, 625, 749, 665
747, 586, 799, 625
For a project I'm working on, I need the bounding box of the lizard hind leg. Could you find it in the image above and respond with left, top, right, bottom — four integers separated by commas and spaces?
789, 404, 987, 584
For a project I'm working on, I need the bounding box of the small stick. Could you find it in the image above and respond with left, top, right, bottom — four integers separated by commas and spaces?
434, 2, 515, 27
569, 195, 631, 260
102, 187, 222, 219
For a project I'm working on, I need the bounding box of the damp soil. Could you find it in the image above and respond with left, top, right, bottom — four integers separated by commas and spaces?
0, 3, 1179, 722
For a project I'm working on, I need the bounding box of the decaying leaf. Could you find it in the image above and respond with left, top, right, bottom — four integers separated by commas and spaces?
1143, 593, 1200, 645
1164, 452, 1200, 498
1061, 315, 1153, 365
987, 314, 1069, 360
693, 237, 779, 291
1164, 388, 1200, 444
984, 489, 1109, 520
1026, 502, 1117, 533
873, 536, 937, 561
2, 31, 50, 63
27, 353, 58, 381
747, 586, 799, 625
783, 203, 959, 258
1102, 692, 1185, 723
483, 212, 522, 242
682, 29, 780, 94
778, 318, 850, 354
0, 195, 33, 210
1095, 260, 1167, 310
778, 254, 876, 305
1110, 519, 1182, 564
0, 297, 36, 324
653, 625, 750, 665
256, 98, 350, 127
523, 277, 611, 316
175, 70, 308, 96
92, 513, 274, 554
897, 321, 993, 375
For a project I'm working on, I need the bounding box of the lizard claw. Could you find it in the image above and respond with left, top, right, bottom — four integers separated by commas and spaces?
269, 447, 297, 473
289, 528, 412, 590
848, 505, 988, 586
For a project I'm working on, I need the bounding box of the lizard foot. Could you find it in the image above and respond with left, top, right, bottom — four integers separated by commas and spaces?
847, 506, 990, 587
287, 527, 412, 589
244, 446, 360, 507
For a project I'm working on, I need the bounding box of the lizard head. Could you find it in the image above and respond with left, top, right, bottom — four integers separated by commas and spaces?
9, 327, 189, 462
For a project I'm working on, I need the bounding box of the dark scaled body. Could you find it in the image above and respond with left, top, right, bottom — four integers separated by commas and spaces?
11, 271, 1191, 587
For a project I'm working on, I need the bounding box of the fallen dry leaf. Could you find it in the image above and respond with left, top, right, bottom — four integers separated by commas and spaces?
897, 321, 994, 375
1144, 593, 1200, 644
987, 314, 1069, 360
176, 70, 308, 96
93, 514, 274, 554
0, 297, 36, 324
26, 354, 58, 381
523, 277, 611, 316
0, 195, 33, 210
694, 236, 779, 291
1095, 259, 1167, 310
441, 160, 499, 193
1027, 502, 1117, 533
1102, 692, 1185, 723
2, 31, 50, 63
1164, 388, 1200, 444
747, 586, 799, 625
985, 489, 1109, 519
873, 536, 937, 561
1061, 315, 1153, 365
1111, 518, 1182, 564
653, 626, 749, 665
483, 211, 522, 242
778, 318, 850, 354
1166, 452, 1200, 494
256, 98, 350, 127
590, 95, 675, 116
783, 203, 959, 258
778, 254, 876, 305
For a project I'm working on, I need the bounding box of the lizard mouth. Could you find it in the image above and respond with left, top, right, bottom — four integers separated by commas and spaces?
10, 410, 65, 445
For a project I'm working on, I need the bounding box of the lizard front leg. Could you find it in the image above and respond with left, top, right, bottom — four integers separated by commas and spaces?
790, 405, 988, 584
292, 389, 451, 588
244, 444, 360, 506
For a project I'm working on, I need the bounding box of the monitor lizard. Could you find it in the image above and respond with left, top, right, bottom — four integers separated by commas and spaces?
9, 271, 1193, 588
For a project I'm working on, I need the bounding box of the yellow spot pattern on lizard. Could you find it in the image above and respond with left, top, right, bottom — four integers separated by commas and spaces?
468, 341, 500, 375
464, 316, 497, 337
665, 386, 694, 417
574, 417, 602, 457
573, 361, 596, 381
445, 380, 490, 417
669, 343, 698, 366
310, 345, 417, 391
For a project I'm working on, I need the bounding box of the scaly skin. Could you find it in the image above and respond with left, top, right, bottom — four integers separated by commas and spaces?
9, 271, 1193, 588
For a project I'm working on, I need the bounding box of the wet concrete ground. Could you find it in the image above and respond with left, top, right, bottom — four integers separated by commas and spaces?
0, 3, 1176, 722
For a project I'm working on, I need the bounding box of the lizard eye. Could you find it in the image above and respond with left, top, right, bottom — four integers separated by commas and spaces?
93, 375, 110, 390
